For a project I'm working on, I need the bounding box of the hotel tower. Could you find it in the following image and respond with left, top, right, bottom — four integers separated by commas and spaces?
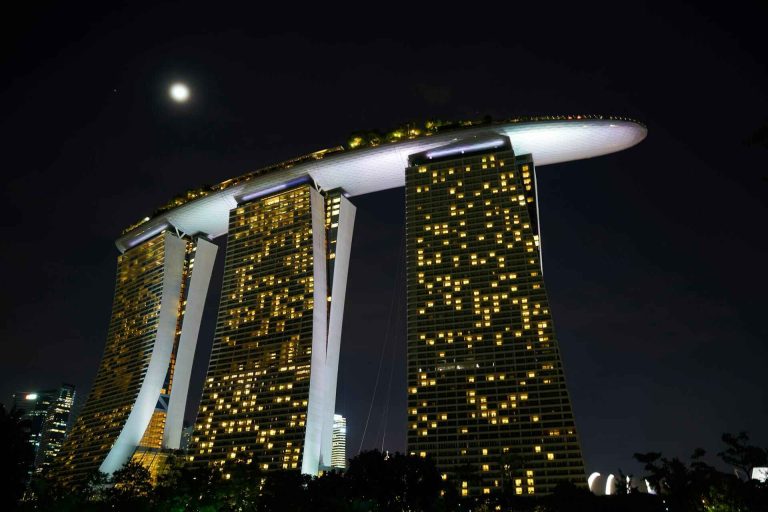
55, 231, 218, 485
190, 182, 355, 474
406, 139, 582, 495
54, 116, 646, 494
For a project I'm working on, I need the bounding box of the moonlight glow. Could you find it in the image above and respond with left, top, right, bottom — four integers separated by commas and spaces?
169, 83, 190, 102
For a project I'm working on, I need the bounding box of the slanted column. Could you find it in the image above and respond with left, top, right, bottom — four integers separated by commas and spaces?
319, 192, 356, 469
190, 181, 354, 477
163, 237, 219, 449
300, 187, 330, 474
192, 183, 322, 474
54, 231, 189, 486
99, 233, 187, 473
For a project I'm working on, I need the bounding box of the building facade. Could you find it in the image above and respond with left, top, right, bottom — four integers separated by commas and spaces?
405, 139, 584, 495
12, 384, 75, 477
331, 414, 347, 470
54, 231, 218, 486
57, 117, 645, 493
190, 182, 355, 475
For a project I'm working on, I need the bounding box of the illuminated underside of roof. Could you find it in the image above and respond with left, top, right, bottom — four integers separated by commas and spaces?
116, 117, 646, 252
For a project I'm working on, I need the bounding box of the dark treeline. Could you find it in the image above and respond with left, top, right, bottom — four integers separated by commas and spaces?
17, 452, 663, 512
631, 431, 768, 512
3, 404, 767, 511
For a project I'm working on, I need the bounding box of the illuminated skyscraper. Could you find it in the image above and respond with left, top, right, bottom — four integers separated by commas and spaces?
12, 384, 75, 477
54, 231, 218, 487
405, 138, 584, 495
63, 116, 645, 492
190, 182, 355, 474
331, 414, 347, 470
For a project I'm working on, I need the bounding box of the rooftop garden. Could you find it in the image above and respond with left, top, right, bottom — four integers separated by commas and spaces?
122, 114, 642, 235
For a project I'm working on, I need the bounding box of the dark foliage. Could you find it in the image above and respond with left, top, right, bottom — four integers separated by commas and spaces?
107, 461, 154, 511
634, 432, 768, 512
344, 450, 443, 511
718, 432, 768, 481
0, 404, 35, 511
13, 434, 768, 511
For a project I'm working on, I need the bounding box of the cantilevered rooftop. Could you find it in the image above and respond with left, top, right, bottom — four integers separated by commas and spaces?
116, 116, 646, 252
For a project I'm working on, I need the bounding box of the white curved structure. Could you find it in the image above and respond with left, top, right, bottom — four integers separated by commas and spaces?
116, 117, 646, 252
588, 472, 656, 495
163, 238, 219, 450
98, 234, 187, 473
58, 115, 646, 487
55, 232, 218, 484
588, 472, 602, 493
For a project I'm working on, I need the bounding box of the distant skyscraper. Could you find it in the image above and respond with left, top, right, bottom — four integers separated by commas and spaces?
190, 182, 355, 475
12, 384, 75, 477
405, 139, 585, 495
331, 414, 347, 470
179, 425, 195, 452
53, 231, 218, 487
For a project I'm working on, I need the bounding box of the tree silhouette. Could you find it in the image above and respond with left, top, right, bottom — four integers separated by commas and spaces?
0, 404, 35, 510
345, 450, 443, 512
718, 432, 768, 480
16, 433, 768, 511
259, 470, 310, 512
634, 449, 718, 511
106, 461, 153, 511
307, 470, 353, 512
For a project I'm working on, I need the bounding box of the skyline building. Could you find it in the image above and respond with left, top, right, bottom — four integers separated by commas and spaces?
53, 116, 646, 494
179, 424, 195, 452
12, 384, 76, 477
53, 231, 218, 486
331, 414, 347, 470
405, 140, 583, 495
190, 182, 355, 474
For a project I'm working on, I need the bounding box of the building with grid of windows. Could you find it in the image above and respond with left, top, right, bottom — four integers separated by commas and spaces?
53, 232, 218, 487
190, 182, 355, 474
59, 116, 645, 493
405, 138, 583, 495
331, 414, 347, 470
12, 384, 75, 479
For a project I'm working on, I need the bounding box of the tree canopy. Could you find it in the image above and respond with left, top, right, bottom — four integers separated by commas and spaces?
7, 432, 767, 511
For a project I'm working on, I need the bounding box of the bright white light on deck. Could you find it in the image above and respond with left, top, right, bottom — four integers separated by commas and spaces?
587, 472, 600, 492
170, 83, 190, 102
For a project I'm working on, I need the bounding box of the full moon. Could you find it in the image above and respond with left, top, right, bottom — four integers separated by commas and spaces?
169, 83, 190, 102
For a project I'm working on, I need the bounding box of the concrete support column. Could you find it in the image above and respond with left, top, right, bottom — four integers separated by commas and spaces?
320, 195, 355, 468
100, 232, 187, 474
301, 188, 330, 474
163, 237, 218, 449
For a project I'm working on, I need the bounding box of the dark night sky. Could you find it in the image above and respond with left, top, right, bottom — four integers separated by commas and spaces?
1, 1, 766, 477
